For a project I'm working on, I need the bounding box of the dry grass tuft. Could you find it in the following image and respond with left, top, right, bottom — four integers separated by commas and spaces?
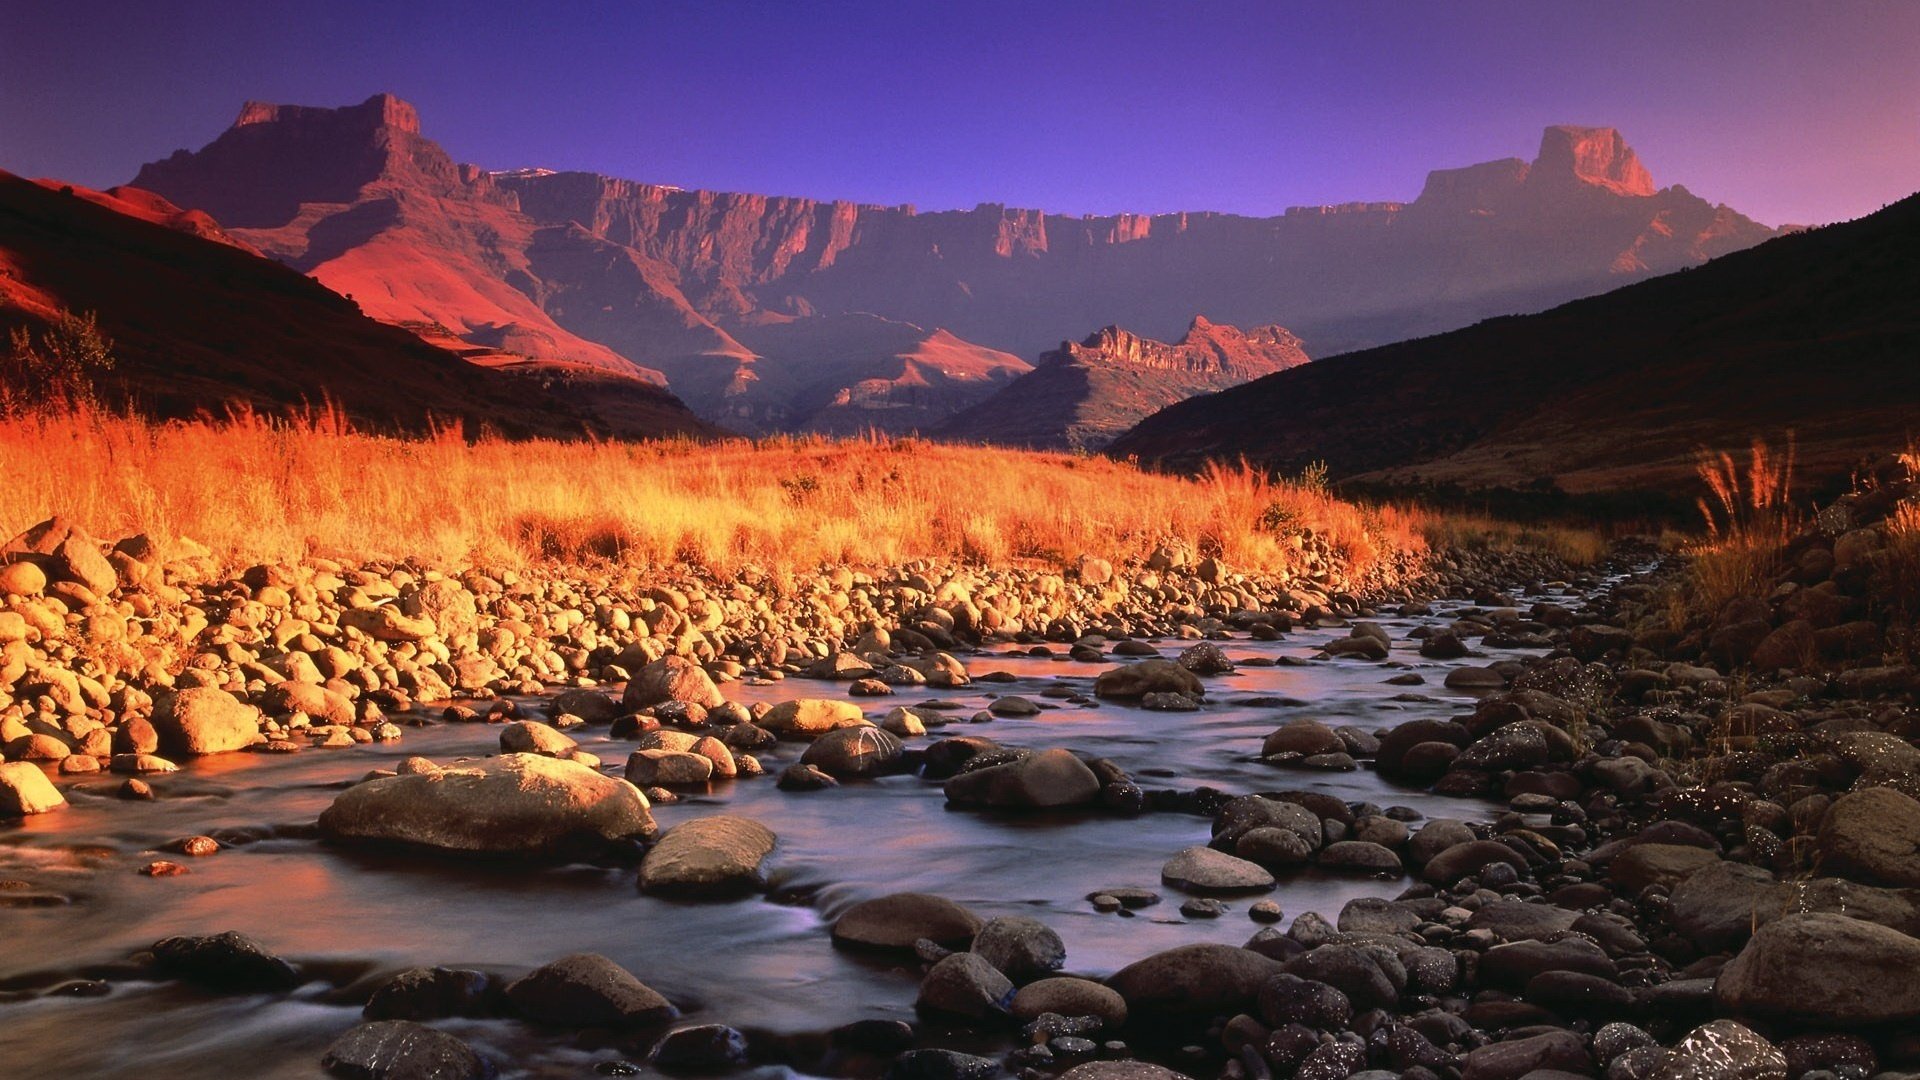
1678, 438, 1802, 621
0, 409, 1460, 582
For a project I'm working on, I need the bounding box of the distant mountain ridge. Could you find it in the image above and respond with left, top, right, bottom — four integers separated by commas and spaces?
126, 94, 1778, 436
1108, 192, 1920, 495
938, 316, 1308, 450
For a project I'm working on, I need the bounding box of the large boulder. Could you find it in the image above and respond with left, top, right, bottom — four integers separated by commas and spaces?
1161, 846, 1275, 894
319, 754, 655, 857
623, 656, 724, 710
151, 687, 262, 756
916, 953, 1014, 1019
1094, 660, 1202, 700
321, 1020, 491, 1080
944, 748, 1101, 809
149, 931, 299, 991
759, 699, 871, 738
1715, 913, 1920, 1026
801, 726, 905, 779
832, 893, 983, 952
1105, 944, 1284, 1024
505, 953, 676, 1028
639, 816, 776, 898
1647, 1020, 1785, 1080
971, 916, 1066, 983
0, 762, 64, 817
1817, 787, 1920, 887
1011, 977, 1128, 1026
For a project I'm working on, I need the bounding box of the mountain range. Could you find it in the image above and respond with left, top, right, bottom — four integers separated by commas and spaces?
1110, 191, 1920, 496
115, 94, 1777, 434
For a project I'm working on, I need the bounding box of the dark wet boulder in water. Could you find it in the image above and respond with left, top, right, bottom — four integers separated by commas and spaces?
318, 753, 655, 857
1461, 1029, 1590, 1080
1093, 659, 1202, 699
1161, 846, 1276, 894
652, 1024, 750, 1072
800, 725, 906, 779
1105, 943, 1284, 1025
1058, 1060, 1195, 1080
322, 1020, 492, 1080
971, 915, 1067, 983
504, 952, 676, 1029
639, 815, 777, 898
832, 892, 983, 952
1010, 976, 1128, 1026
944, 748, 1101, 809
363, 966, 493, 1020
916, 952, 1014, 1019
148, 930, 299, 991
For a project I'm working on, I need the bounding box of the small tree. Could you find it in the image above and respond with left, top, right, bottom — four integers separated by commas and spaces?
2, 309, 116, 414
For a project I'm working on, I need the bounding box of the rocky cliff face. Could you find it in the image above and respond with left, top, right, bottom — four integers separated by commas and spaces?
937, 317, 1308, 451
130, 95, 1779, 435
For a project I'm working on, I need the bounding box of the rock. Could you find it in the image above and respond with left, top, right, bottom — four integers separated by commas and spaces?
1178, 642, 1235, 674
1285, 944, 1406, 1010
1817, 786, 1920, 886
1161, 846, 1276, 894
625, 749, 715, 787
0, 559, 46, 597
652, 1024, 750, 1072
623, 656, 724, 710
1094, 659, 1202, 699
149, 931, 299, 991
1715, 913, 1920, 1025
1647, 1020, 1785, 1080
0, 762, 64, 816
151, 687, 262, 756
1455, 725, 1550, 772
505, 953, 676, 1028
321, 1020, 491, 1080
1010, 977, 1128, 1026
1479, 936, 1617, 989
1258, 972, 1353, 1030
917, 952, 1014, 1019
1058, 1065, 1193, 1080
759, 698, 870, 738
1262, 719, 1346, 759
499, 720, 577, 757
319, 753, 655, 856
639, 816, 776, 898
1749, 620, 1815, 673
363, 967, 492, 1020
1422, 839, 1528, 885
1317, 841, 1403, 872
887, 1050, 1006, 1080
777, 763, 838, 791
1421, 631, 1468, 659
550, 688, 619, 724
833, 893, 983, 952
971, 916, 1066, 983
800, 725, 905, 779
1466, 899, 1578, 942
1106, 943, 1284, 1023
259, 681, 356, 726
1462, 1030, 1590, 1080
944, 748, 1101, 809
1610, 843, 1720, 893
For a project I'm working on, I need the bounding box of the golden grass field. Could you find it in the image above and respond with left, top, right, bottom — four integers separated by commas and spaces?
0, 407, 1424, 578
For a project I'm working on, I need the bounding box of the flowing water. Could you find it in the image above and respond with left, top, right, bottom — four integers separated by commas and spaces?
0, 587, 1586, 1078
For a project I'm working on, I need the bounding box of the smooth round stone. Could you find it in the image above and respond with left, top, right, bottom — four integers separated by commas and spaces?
1161, 846, 1276, 894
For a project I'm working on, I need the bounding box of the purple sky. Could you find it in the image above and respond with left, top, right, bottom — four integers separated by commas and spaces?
3, 0, 1916, 227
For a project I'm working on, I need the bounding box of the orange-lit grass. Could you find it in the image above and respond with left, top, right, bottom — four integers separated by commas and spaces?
1678, 438, 1802, 621
0, 408, 1441, 582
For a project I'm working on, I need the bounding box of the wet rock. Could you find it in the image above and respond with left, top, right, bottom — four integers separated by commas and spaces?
623, 656, 724, 710
0, 762, 64, 816
624, 749, 715, 787
151, 686, 262, 756
1479, 935, 1617, 989
639, 816, 776, 898
1647, 1020, 1785, 1080
1284, 944, 1406, 1010
1105, 943, 1284, 1024
1094, 659, 1202, 699
1816, 786, 1920, 887
505, 952, 676, 1028
1421, 839, 1527, 885
319, 753, 655, 856
917, 952, 1013, 1020
321, 1019, 491, 1080
1058, 1065, 1192, 1080
149, 931, 299, 991
886, 1050, 1005, 1080
1161, 846, 1276, 894
759, 699, 870, 738
972, 916, 1066, 983
1258, 972, 1353, 1030
1262, 719, 1347, 760
1317, 841, 1403, 873
1715, 912, 1920, 1025
550, 688, 619, 724
944, 748, 1101, 809
777, 763, 838, 791
800, 725, 905, 779
1610, 843, 1720, 893
1178, 642, 1234, 675
652, 1024, 749, 1072
833, 892, 983, 952
1010, 977, 1128, 1026
1462, 1030, 1590, 1080
363, 967, 493, 1020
